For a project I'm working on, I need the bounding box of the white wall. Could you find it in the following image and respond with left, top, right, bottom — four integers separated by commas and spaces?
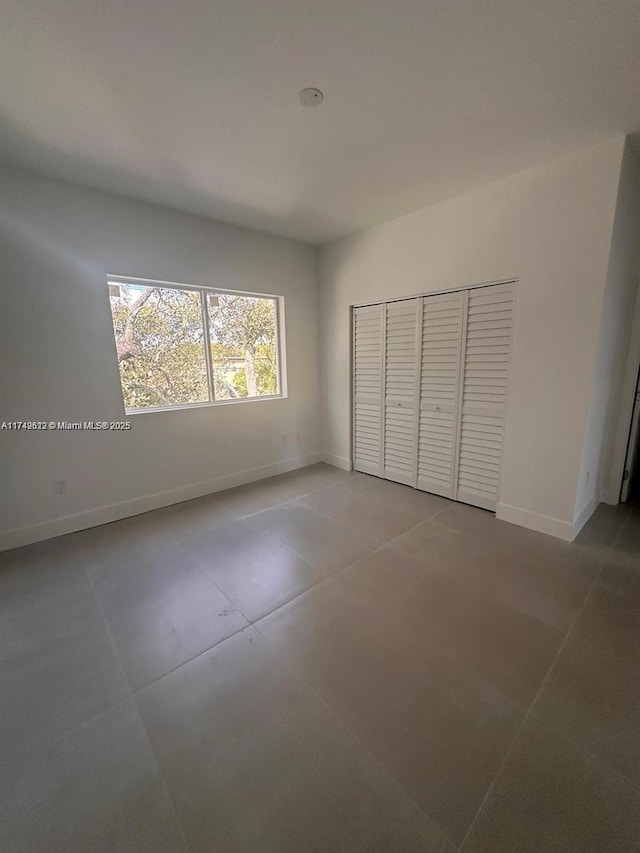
319, 138, 625, 540
0, 167, 320, 549
579, 141, 640, 511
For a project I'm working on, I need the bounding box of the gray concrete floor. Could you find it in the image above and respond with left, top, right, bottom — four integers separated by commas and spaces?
1, 463, 639, 851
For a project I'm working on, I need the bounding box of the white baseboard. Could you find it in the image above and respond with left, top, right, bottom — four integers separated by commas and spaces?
321, 452, 352, 472
572, 494, 600, 539
0, 452, 322, 552
600, 486, 619, 506
496, 502, 575, 542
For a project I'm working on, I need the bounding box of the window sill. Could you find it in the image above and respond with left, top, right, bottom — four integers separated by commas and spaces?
126, 394, 286, 416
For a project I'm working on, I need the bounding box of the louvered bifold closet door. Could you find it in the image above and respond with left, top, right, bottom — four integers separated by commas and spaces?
383, 299, 420, 486
353, 304, 384, 476
456, 283, 515, 510
416, 291, 465, 498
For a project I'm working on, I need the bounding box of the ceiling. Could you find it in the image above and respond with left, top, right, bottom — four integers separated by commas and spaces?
1, 0, 639, 245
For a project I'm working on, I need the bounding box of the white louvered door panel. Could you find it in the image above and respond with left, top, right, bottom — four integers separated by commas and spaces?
456, 283, 515, 510
383, 299, 420, 486
416, 290, 465, 498
353, 304, 384, 476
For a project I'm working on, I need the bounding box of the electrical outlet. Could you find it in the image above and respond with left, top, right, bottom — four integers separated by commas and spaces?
54, 478, 67, 494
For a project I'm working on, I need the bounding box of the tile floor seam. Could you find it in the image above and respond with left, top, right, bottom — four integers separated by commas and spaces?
320, 567, 535, 720
250, 617, 461, 852
237, 494, 341, 528
1, 692, 136, 781
69, 494, 617, 706
241, 512, 331, 566
365, 501, 456, 544
4, 480, 636, 852
194, 561, 255, 625
527, 710, 640, 796
197, 564, 255, 624
233, 471, 364, 519
457, 560, 606, 851
190, 516, 367, 628
244, 523, 534, 711
83, 565, 133, 699
86, 558, 248, 696
236, 497, 299, 519
130, 624, 252, 695
322, 552, 544, 748
282, 498, 391, 543
243, 561, 351, 624
142, 493, 634, 739
249, 560, 537, 850
26, 686, 196, 853
195, 547, 333, 627
306, 510, 590, 671
164, 798, 193, 853
384, 538, 588, 638
289, 489, 453, 542
177, 490, 391, 633
197, 466, 361, 518
200, 496, 440, 625
127, 697, 194, 853
427, 515, 611, 579
241, 504, 394, 585
436, 513, 535, 552
298, 473, 365, 498
255, 542, 537, 729
365, 506, 455, 553
233, 526, 404, 626
424, 502, 460, 523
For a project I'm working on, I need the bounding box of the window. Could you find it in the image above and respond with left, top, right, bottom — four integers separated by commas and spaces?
107, 277, 282, 412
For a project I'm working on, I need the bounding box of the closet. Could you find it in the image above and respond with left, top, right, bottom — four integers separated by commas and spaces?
352, 281, 515, 511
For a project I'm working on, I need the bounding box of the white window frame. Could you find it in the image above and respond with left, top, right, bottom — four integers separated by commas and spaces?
107, 274, 287, 415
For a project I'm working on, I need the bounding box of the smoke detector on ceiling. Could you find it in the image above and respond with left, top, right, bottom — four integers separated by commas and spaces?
299, 87, 324, 107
